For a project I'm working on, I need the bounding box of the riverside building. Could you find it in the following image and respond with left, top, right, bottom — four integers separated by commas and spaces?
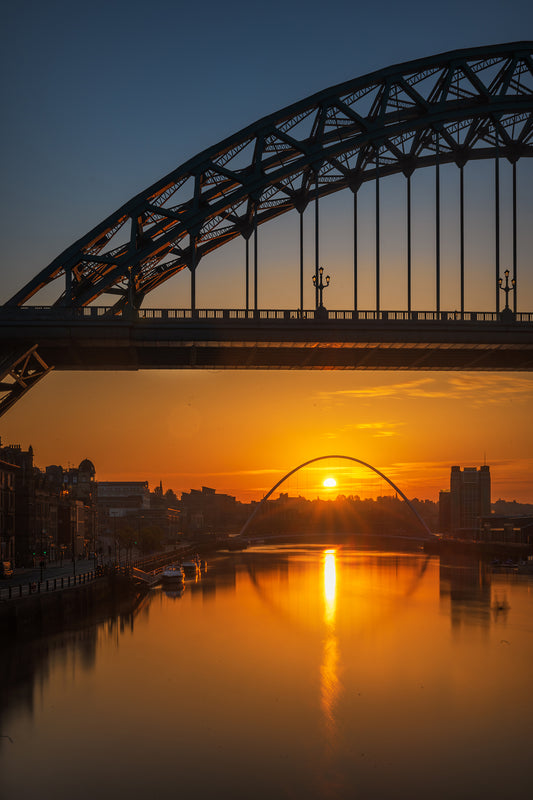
446, 465, 491, 537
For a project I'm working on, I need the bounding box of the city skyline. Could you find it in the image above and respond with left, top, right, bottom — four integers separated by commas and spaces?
1, 1, 532, 504
1, 428, 530, 506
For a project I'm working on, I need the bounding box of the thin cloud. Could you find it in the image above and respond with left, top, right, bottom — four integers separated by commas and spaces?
323, 421, 405, 438
317, 375, 533, 404
317, 378, 436, 400
164, 468, 284, 478
355, 421, 405, 437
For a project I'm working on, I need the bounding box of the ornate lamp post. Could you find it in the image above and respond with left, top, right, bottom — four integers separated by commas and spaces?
313, 267, 330, 319
499, 269, 516, 320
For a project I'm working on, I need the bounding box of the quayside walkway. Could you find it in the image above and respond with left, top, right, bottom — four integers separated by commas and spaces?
0, 544, 204, 602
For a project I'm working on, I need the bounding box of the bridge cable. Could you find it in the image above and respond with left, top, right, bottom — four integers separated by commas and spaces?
353, 190, 358, 312
375, 151, 380, 313
435, 133, 441, 314
495, 126, 500, 314
245, 235, 250, 311
513, 161, 517, 314
299, 210, 304, 313
315, 175, 320, 309
254, 207, 258, 311
190, 235, 197, 315
460, 164, 465, 315
407, 173, 412, 314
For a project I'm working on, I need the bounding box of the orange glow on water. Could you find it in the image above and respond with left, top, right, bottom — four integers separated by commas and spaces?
4, 546, 533, 798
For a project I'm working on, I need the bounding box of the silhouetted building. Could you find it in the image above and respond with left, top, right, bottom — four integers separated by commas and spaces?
479, 515, 533, 546
97, 481, 180, 557
449, 465, 491, 537
438, 490, 451, 534
0, 441, 98, 565
43, 459, 98, 559
0, 459, 18, 564
0, 441, 37, 565
180, 486, 246, 535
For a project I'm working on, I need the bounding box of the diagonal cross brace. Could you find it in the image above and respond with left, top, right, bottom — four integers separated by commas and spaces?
0, 345, 53, 417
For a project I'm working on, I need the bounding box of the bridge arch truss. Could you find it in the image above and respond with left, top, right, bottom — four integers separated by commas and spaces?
8, 41, 533, 314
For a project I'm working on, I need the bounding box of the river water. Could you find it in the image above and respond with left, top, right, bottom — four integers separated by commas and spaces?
1, 543, 532, 800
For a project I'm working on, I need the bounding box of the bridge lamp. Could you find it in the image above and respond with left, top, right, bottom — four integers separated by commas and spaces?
498, 269, 516, 313
312, 266, 330, 309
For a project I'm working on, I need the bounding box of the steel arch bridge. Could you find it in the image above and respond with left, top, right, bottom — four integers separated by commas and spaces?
1, 42, 533, 415
238, 455, 434, 539
7, 41, 533, 312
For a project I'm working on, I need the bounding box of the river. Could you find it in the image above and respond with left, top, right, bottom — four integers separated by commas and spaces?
1, 543, 532, 799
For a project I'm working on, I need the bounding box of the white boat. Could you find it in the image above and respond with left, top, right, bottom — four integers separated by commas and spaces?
161, 565, 185, 585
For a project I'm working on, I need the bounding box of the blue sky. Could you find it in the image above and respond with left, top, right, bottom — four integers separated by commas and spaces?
2, 0, 532, 300
1, 0, 532, 502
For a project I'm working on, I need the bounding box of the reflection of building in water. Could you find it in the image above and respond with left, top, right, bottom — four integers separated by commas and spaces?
439, 559, 492, 629
0, 591, 143, 732
0, 627, 98, 729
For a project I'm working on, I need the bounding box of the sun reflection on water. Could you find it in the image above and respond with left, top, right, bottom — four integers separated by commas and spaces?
323, 550, 337, 625
320, 549, 341, 755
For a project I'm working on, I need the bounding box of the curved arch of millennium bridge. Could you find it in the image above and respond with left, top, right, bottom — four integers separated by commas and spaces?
7, 41, 533, 313
239, 455, 435, 540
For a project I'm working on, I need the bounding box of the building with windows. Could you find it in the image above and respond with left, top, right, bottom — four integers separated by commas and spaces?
448, 465, 491, 537
97, 481, 180, 559
0, 441, 37, 565
0, 460, 17, 564
0, 439, 98, 565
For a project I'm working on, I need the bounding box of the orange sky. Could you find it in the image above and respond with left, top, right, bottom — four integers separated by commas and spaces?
2, 367, 532, 504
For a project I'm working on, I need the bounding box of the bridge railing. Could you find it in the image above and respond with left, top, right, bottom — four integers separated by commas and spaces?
1, 306, 532, 323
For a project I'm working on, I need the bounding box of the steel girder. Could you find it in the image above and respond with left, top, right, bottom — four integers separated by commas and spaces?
0, 346, 52, 417
7, 41, 533, 312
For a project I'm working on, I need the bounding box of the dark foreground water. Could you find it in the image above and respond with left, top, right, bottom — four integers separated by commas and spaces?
1, 544, 532, 800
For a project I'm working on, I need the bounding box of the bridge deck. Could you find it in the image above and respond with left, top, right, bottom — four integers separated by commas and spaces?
1, 308, 532, 371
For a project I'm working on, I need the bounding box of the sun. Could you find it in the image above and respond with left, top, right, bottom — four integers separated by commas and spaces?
323, 477, 337, 488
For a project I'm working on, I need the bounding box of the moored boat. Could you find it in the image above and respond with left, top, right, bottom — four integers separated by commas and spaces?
161, 564, 185, 585
182, 559, 200, 577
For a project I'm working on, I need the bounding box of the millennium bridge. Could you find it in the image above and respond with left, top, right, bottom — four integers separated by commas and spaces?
1, 42, 532, 414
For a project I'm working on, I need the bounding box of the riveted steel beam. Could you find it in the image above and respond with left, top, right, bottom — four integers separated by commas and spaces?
0, 346, 53, 418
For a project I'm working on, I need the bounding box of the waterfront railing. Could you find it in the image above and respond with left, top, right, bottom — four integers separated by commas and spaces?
0, 569, 98, 602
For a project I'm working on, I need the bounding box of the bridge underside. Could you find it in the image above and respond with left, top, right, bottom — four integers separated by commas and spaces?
2, 318, 532, 371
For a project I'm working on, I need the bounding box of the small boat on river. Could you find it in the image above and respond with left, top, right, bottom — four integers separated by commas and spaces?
161, 565, 185, 586
182, 559, 200, 577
